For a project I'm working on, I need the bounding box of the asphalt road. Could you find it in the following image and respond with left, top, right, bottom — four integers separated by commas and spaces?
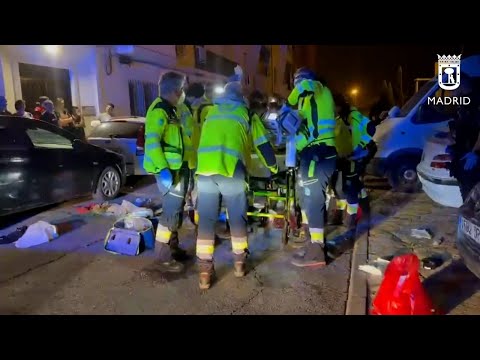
0, 176, 355, 315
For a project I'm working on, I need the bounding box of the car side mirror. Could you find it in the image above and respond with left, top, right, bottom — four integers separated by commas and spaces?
388, 106, 401, 118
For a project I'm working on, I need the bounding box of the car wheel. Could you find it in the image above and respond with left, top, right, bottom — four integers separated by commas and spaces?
93, 166, 122, 201
387, 157, 422, 193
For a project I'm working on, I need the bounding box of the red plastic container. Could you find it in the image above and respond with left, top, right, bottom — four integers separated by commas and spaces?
370, 253, 439, 315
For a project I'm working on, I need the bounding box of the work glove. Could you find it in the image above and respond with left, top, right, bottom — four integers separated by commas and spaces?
462, 152, 479, 171
349, 145, 369, 161
158, 168, 173, 190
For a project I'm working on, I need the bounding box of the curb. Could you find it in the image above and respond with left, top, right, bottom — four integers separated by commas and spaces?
345, 230, 369, 315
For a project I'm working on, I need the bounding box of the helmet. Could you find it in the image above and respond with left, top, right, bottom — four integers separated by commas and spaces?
293, 67, 317, 86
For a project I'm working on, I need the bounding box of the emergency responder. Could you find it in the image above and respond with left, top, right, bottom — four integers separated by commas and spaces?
192, 83, 213, 149
448, 74, 480, 201
281, 67, 337, 268
195, 79, 278, 290
143, 71, 192, 273
327, 94, 376, 246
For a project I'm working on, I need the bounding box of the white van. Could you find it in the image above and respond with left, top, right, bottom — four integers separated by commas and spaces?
367, 55, 480, 192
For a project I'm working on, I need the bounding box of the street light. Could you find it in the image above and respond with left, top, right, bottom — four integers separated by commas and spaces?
351, 88, 359, 105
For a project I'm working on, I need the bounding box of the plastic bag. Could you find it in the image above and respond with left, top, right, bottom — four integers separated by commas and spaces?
370, 253, 439, 315
15, 221, 58, 249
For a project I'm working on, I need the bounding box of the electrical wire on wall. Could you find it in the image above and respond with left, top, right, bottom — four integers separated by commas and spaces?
105, 48, 113, 76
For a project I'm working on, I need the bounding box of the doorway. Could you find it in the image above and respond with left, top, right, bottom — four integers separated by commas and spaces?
19, 63, 72, 113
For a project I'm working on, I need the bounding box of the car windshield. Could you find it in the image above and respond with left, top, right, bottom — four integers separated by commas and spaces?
399, 80, 437, 117
89, 122, 142, 139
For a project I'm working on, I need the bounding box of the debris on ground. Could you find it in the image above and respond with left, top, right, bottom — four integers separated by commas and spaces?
106, 200, 153, 218
433, 237, 445, 247
124, 217, 152, 232
75, 202, 110, 215
134, 197, 152, 207
411, 228, 433, 239
15, 221, 58, 248
359, 265, 383, 276
359, 257, 391, 277
422, 256, 445, 270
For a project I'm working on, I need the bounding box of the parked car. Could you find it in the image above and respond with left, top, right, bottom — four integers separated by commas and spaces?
0, 116, 126, 217
457, 183, 480, 279
367, 54, 480, 192
87, 117, 146, 176
417, 131, 463, 208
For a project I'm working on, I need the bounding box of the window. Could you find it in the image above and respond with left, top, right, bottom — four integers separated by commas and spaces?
399, 80, 437, 117
205, 51, 236, 77
258, 46, 271, 76
194, 45, 207, 70
129, 80, 158, 117
0, 127, 31, 150
26, 127, 73, 150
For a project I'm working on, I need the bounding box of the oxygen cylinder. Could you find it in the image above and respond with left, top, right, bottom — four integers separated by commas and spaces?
285, 135, 296, 168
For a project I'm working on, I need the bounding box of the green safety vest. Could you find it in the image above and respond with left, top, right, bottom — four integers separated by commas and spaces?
349, 108, 373, 149
143, 97, 191, 173
196, 102, 275, 178
286, 79, 337, 152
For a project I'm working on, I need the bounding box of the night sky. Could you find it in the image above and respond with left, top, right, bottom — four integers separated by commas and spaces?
294, 44, 480, 109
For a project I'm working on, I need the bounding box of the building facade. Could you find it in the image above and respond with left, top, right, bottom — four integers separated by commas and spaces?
0, 45, 294, 134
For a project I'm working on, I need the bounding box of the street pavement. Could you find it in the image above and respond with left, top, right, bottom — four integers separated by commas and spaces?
2, 176, 479, 315
363, 178, 480, 315
0, 177, 352, 315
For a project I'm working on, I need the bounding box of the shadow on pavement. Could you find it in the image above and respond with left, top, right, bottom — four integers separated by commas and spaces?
423, 259, 480, 314
1, 204, 59, 231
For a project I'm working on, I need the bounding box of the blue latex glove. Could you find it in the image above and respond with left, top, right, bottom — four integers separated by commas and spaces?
462, 152, 479, 171
445, 145, 454, 155
159, 168, 173, 190
349, 146, 369, 161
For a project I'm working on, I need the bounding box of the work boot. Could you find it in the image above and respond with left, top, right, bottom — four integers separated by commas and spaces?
154, 242, 184, 273
291, 242, 326, 268
198, 259, 215, 290
291, 224, 309, 248
233, 251, 249, 277
169, 231, 189, 261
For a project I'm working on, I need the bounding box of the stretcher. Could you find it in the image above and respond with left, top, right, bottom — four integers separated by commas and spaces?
244, 153, 301, 245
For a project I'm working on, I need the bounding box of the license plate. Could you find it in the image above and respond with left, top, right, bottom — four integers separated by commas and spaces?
460, 217, 480, 244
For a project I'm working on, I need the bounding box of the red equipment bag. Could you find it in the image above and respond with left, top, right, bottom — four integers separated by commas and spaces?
370, 253, 439, 315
